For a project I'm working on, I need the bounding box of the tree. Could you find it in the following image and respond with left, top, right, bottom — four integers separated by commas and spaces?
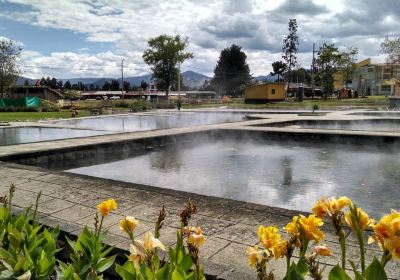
110, 79, 119, 91
57, 80, 63, 89
0, 39, 21, 98
123, 81, 131, 92
282, 19, 299, 85
337, 47, 358, 89
315, 43, 342, 99
140, 80, 148, 90
143, 34, 193, 99
381, 36, 400, 64
102, 81, 111, 91
270, 61, 287, 82
64, 80, 72, 89
212, 44, 251, 97
23, 80, 30, 86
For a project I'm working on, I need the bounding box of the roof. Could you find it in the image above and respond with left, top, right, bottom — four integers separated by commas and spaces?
11, 86, 64, 98
246, 82, 286, 89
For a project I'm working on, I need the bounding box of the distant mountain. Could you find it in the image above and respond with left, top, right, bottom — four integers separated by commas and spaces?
255, 74, 277, 82
17, 71, 211, 89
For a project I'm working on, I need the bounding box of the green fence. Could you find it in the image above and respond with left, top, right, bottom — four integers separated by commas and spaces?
0, 97, 39, 108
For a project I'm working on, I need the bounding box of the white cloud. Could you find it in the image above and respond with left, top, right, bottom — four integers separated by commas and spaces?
1, 0, 400, 78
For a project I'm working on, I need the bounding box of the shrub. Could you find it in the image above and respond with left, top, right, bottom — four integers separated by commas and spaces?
312, 104, 320, 113
154, 102, 176, 109
40, 99, 61, 112
57, 199, 117, 280
113, 101, 130, 108
0, 185, 59, 279
130, 100, 152, 112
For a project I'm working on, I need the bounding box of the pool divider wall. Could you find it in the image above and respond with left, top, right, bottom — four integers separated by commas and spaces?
2, 128, 400, 169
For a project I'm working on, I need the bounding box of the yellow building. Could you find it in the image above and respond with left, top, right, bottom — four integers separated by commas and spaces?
244, 83, 286, 103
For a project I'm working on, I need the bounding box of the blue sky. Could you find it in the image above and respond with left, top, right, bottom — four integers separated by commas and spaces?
0, 0, 398, 79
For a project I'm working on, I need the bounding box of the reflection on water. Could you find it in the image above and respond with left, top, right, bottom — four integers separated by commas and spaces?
0, 127, 112, 146
297, 119, 400, 132
67, 140, 400, 218
53, 112, 246, 132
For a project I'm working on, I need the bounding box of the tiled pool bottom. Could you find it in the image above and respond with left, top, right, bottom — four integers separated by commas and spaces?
0, 127, 113, 145
51, 112, 247, 132
67, 139, 400, 218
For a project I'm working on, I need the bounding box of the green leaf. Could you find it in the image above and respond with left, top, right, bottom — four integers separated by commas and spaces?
115, 263, 136, 280
172, 267, 186, 280
179, 255, 193, 272
328, 265, 352, 280
96, 255, 116, 273
296, 257, 308, 276
365, 257, 388, 280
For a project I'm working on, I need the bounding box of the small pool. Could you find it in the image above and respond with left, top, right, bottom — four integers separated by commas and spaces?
0, 127, 113, 146
266, 119, 400, 133
51, 112, 247, 132
66, 139, 400, 218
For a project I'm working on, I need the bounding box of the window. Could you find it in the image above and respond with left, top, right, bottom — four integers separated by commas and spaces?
381, 85, 391, 92
368, 67, 374, 73
271, 88, 276, 94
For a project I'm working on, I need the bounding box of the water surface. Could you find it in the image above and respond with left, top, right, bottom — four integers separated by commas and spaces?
0, 127, 112, 146
53, 112, 246, 132
67, 140, 400, 217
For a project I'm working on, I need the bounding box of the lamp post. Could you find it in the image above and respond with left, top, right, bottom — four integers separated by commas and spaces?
121, 58, 125, 99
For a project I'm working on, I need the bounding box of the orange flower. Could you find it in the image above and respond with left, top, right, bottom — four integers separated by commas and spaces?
299, 214, 325, 242
313, 245, 332, 256
119, 216, 139, 235
285, 216, 300, 236
96, 198, 118, 217
385, 236, 400, 260
246, 245, 263, 267
188, 227, 206, 249
312, 196, 352, 218
258, 226, 281, 250
345, 207, 373, 231
273, 240, 287, 259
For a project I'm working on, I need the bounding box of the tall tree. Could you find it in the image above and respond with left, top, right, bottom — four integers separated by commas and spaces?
381, 36, 400, 64
0, 39, 21, 98
57, 80, 63, 89
110, 79, 120, 91
337, 47, 358, 89
282, 19, 299, 85
64, 80, 72, 89
23, 80, 30, 86
212, 44, 251, 97
270, 61, 287, 82
123, 81, 131, 92
315, 43, 342, 99
102, 81, 111, 91
140, 80, 148, 90
143, 34, 193, 99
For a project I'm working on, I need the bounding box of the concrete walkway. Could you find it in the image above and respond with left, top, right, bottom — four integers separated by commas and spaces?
1, 162, 398, 279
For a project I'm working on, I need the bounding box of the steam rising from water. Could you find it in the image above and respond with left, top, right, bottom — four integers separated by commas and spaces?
67, 139, 400, 218
53, 112, 247, 132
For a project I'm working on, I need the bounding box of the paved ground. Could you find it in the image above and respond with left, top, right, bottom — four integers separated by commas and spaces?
1, 109, 400, 279
0, 162, 399, 279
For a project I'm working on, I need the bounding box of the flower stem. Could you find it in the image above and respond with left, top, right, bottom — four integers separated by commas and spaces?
356, 229, 365, 274
286, 255, 291, 277
97, 216, 104, 239
339, 229, 346, 270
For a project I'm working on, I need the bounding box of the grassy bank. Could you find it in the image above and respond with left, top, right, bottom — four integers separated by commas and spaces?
0, 111, 91, 122
184, 96, 390, 110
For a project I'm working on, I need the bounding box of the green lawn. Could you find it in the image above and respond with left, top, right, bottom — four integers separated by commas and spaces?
183, 96, 390, 110
0, 111, 91, 122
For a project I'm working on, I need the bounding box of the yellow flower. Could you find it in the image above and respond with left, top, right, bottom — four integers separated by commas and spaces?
370, 210, 400, 247
129, 243, 146, 269
119, 216, 139, 235
285, 216, 300, 236
96, 198, 118, 217
299, 214, 325, 242
385, 236, 400, 260
273, 240, 287, 259
330, 196, 352, 214
312, 198, 330, 218
143, 231, 165, 251
246, 245, 263, 267
188, 227, 206, 249
345, 207, 373, 231
258, 226, 282, 250
312, 196, 352, 218
313, 245, 332, 256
